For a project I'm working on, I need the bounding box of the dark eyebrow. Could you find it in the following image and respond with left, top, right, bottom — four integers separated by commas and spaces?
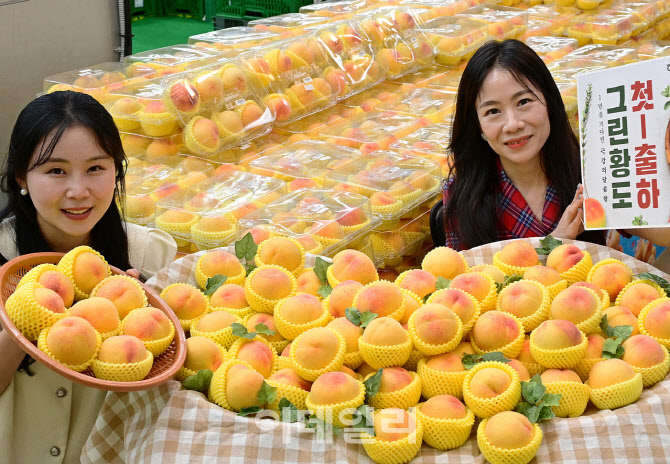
478, 89, 533, 109
44, 155, 111, 164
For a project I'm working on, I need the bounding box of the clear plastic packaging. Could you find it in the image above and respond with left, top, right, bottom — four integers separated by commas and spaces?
389, 65, 450, 87
272, 104, 364, 138
44, 62, 154, 104
159, 57, 275, 154
124, 45, 223, 78
564, 9, 636, 46
399, 0, 488, 19
318, 110, 428, 153
106, 77, 182, 137
237, 189, 381, 259
421, 16, 490, 66
237, 130, 291, 167
374, 87, 457, 124
635, 39, 670, 60
389, 123, 453, 176
300, 0, 370, 17
338, 80, 403, 110
188, 27, 281, 51
153, 171, 288, 252
555, 0, 603, 10
547, 58, 610, 82
564, 44, 638, 67
556, 80, 578, 134
420, 67, 464, 91
313, 19, 390, 98
525, 4, 580, 36
249, 13, 330, 35
519, 18, 557, 41
355, 7, 436, 79
252, 35, 342, 125
247, 140, 364, 189
120, 131, 185, 160
457, 5, 528, 41
524, 36, 579, 64
321, 150, 442, 224
371, 208, 431, 268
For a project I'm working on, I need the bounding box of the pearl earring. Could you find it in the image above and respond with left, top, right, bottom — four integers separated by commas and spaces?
481, 133, 488, 141
20, 188, 28, 196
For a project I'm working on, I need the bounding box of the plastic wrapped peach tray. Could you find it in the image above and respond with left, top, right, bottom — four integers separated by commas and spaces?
0, 252, 186, 392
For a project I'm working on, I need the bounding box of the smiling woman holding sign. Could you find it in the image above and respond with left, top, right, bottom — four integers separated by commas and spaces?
438, 40, 670, 260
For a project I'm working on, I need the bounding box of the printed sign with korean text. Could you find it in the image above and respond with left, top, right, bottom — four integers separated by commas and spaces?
578, 59, 670, 230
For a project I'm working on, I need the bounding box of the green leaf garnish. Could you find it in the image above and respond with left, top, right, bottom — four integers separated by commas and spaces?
462, 352, 510, 370
435, 276, 451, 290
237, 406, 262, 417
516, 374, 561, 423
497, 274, 523, 293
602, 337, 625, 359
245, 264, 257, 277
345, 307, 361, 326
314, 257, 332, 284
360, 311, 378, 327
535, 235, 563, 255
254, 323, 276, 337
257, 381, 277, 406
351, 405, 375, 434
364, 369, 383, 404
521, 374, 546, 405
278, 398, 303, 423
634, 273, 670, 295
516, 402, 540, 423
231, 322, 256, 339
181, 369, 213, 392
235, 232, 258, 262
204, 274, 227, 296
317, 283, 333, 298
600, 314, 633, 342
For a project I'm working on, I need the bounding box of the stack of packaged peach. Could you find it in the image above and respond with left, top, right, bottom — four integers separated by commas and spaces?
42, 0, 670, 272
108, 234, 668, 464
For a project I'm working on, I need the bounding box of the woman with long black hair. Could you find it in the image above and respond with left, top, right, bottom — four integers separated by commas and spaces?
442, 39, 670, 251
0, 91, 177, 463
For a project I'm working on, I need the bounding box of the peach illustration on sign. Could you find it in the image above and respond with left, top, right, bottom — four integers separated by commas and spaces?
584, 197, 606, 228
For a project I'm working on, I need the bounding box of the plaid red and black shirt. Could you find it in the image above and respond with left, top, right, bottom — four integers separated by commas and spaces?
443, 159, 562, 251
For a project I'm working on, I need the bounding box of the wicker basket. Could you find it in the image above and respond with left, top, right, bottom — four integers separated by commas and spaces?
0, 252, 186, 392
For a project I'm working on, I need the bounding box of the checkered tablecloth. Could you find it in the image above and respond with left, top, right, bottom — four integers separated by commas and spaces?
82, 238, 670, 464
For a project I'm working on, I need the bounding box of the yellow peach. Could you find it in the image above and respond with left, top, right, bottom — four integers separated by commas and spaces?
225, 363, 265, 411
550, 286, 599, 325
362, 317, 408, 346
45, 316, 98, 366
483, 411, 534, 449
354, 281, 403, 318
326, 317, 364, 353
412, 303, 460, 345
210, 284, 248, 309
587, 358, 635, 389
309, 371, 360, 405
420, 394, 468, 419
331, 250, 378, 285
162, 284, 209, 321
68, 297, 120, 334
471, 311, 520, 352
269, 368, 312, 391
294, 327, 341, 370
498, 240, 539, 268
533, 320, 583, 350
622, 335, 666, 368
546, 244, 585, 274
236, 340, 274, 378
373, 408, 417, 442
97, 335, 148, 364
184, 335, 224, 372
469, 367, 512, 399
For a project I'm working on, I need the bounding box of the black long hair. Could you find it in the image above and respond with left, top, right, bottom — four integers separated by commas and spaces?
445, 39, 602, 248
0, 91, 131, 270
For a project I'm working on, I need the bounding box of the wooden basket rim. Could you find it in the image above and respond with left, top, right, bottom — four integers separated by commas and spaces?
0, 252, 186, 392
